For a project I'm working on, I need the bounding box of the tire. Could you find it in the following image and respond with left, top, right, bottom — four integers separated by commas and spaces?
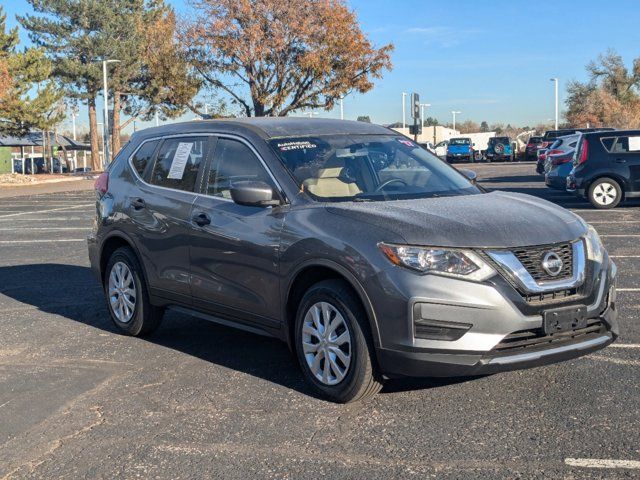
104, 246, 164, 336
294, 279, 383, 403
588, 177, 622, 209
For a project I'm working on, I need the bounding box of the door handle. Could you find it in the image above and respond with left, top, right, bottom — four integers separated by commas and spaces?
192, 212, 211, 227
615, 158, 627, 163
130, 198, 146, 210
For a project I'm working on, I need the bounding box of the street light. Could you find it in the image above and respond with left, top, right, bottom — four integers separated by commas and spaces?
451, 111, 461, 131
550, 77, 559, 130
339, 98, 344, 120
97, 59, 120, 168
402, 92, 407, 129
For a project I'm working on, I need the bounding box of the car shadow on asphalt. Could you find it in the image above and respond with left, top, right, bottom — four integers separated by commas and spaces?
0, 263, 478, 401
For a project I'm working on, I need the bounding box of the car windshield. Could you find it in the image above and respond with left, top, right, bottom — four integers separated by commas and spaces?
449, 138, 470, 145
269, 134, 480, 202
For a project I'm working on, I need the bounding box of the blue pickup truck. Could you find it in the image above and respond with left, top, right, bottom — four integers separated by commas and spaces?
445, 137, 474, 163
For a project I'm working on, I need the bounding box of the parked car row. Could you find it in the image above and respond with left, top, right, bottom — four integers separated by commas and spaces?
538, 128, 640, 209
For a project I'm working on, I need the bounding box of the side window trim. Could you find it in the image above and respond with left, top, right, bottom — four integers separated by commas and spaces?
127, 134, 213, 194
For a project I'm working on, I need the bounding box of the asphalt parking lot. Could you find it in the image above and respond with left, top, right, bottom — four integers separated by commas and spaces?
0, 162, 639, 479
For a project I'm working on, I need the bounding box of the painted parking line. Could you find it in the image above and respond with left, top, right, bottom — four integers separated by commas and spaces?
590, 220, 640, 224
0, 204, 93, 219
600, 234, 640, 238
589, 356, 640, 366
609, 344, 640, 349
610, 255, 640, 258
565, 458, 640, 469
0, 227, 92, 231
0, 239, 86, 244
617, 288, 640, 292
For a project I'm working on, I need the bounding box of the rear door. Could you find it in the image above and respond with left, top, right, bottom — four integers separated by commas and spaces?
607, 135, 640, 192
129, 135, 212, 302
189, 136, 285, 329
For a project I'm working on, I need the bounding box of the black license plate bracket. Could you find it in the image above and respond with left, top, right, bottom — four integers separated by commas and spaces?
543, 306, 587, 335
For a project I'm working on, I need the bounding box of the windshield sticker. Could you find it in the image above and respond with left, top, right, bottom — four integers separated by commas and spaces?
277, 140, 318, 151
167, 142, 194, 179
396, 138, 415, 147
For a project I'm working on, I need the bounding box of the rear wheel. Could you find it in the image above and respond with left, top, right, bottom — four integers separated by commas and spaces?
295, 279, 382, 403
105, 247, 164, 336
588, 177, 622, 209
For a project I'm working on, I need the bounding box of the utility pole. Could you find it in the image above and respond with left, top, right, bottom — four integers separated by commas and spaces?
451, 111, 461, 131
402, 92, 407, 129
550, 77, 559, 130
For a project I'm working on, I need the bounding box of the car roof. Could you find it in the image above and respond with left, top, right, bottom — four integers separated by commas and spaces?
580, 129, 640, 137
130, 117, 393, 142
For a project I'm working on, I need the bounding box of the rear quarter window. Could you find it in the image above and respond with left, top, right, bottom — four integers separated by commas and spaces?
131, 140, 160, 178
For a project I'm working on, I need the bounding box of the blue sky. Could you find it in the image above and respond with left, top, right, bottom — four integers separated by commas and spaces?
4, 0, 640, 132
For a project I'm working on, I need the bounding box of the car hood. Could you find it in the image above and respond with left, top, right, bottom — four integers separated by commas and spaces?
326, 191, 586, 248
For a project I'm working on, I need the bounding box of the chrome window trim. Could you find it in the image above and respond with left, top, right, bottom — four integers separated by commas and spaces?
127, 132, 288, 204
487, 240, 586, 294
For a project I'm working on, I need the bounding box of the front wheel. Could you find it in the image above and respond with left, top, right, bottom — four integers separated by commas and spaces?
588, 177, 622, 209
105, 247, 164, 336
295, 279, 382, 403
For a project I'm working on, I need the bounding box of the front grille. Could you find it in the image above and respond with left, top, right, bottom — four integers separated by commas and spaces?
524, 287, 580, 305
492, 318, 606, 354
512, 242, 573, 282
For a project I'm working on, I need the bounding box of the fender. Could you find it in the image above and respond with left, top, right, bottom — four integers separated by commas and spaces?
283, 257, 382, 350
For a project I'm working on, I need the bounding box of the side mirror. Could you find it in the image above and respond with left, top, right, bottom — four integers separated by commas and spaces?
459, 168, 477, 184
230, 181, 280, 207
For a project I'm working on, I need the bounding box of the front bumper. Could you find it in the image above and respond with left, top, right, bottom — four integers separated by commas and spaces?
376, 257, 618, 378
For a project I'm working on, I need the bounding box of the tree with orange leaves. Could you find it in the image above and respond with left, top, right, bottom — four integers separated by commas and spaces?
183, 0, 393, 117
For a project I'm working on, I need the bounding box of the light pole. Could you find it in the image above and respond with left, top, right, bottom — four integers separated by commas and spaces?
155, 110, 160, 126
420, 103, 431, 126
451, 111, 461, 131
550, 77, 559, 130
402, 92, 407, 129
339, 98, 344, 120
97, 122, 105, 166
71, 106, 78, 169
100, 59, 120, 167
304, 111, 318, 118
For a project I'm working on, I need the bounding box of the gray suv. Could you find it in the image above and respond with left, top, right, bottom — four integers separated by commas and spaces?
88, 118, 618, 403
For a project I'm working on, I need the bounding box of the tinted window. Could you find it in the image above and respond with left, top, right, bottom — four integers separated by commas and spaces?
601, 137, 616, 151
270, 134, 479, 202
611, 136, 640, 153
150, 137, 207, 192
131, 140, 159, 177
207, 138, 273, 198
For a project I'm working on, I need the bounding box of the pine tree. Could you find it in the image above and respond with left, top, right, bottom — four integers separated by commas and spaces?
0, 6, 62, 136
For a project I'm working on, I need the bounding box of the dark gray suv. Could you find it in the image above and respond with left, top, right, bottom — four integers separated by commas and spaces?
88, 118, 618, 403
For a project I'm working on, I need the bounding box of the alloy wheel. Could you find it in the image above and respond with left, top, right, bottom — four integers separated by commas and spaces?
301, 301, 351, 386
108, 261, 136, 323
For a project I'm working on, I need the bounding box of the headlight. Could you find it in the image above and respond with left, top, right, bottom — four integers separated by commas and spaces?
585, 224, 604, 263
378, 243, 496, 281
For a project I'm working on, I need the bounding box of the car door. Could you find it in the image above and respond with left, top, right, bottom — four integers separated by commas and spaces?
128, 135, 211, 302
611, 135, 640, 192
189, 136, 285, 329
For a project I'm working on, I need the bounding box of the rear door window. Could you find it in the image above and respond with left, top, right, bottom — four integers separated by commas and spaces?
611, 136, 640, 153
149, 137, 208, 192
